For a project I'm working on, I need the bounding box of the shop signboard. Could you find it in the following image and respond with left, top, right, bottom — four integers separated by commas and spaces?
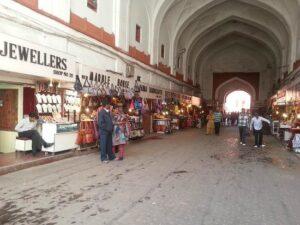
80, 65, 134, 89
148, 87, 163, 99
277, 90, 286, 99
276, 89, 287, 105
181, 94, 192, 103
165, 91, 181, 100
0, 33, 76, 82
138, 82, 148, 92
136, 82, 149, 98
191, 96, 201, 106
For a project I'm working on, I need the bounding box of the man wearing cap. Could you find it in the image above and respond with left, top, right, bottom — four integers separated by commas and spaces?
15, 112, 53, 155
98, 100, 116, 163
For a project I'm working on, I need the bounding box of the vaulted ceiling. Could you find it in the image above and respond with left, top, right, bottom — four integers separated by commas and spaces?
145, 0, 300, 100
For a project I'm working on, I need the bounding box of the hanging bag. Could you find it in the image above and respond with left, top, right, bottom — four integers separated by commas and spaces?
82, 76, 91, 94
129, 100, 135, 110
76, 122, 86, 145
85, 122, 95, 144
134, 80, 141, 93
74, 75, 83, 92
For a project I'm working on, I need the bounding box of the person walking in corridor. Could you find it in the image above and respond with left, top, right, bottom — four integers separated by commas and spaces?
206, 110, 215, 135
98, 100, 116, 163
250, 112, 270, 148
238, 108, 249, 146
214, 108, 222, 135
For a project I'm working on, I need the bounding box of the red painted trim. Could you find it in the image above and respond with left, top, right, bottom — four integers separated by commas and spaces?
128, 46, 150, 65
158, 62, 171, 75
187, 79, 193, 85
70, 13, 115, 48
213, 72, 260, 100
176, 72, 184, 81
15, 0, 38, 10
13, 0, 194, 88
293, 60, 300, 71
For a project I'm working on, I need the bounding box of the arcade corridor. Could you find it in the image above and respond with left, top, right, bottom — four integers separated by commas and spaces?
1, 1, 300, 224
1, 128, 300, 225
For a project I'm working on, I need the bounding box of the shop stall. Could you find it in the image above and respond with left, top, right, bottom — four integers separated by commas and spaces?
0, 32, 77, 153
270, 80, 300, 152
75, 66, 146, 146
34, 82, 81, 154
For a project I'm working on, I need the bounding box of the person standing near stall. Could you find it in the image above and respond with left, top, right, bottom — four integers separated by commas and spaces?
98, 101, 115, 163
112, 107, 130, 161
214, 108, 222, 135
206, 110, 215, 135
250, 112, 271, 148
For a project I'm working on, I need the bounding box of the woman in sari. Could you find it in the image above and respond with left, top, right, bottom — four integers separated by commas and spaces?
206, 110, 215, 135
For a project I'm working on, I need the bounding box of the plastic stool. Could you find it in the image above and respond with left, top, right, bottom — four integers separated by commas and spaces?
15, 138, 32, 152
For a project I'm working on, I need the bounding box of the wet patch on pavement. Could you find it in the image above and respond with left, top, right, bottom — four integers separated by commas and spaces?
172, 170, 188, 174
210, 147, 298, 170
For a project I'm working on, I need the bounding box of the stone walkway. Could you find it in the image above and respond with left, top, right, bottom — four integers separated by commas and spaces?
0, 128, 300, 225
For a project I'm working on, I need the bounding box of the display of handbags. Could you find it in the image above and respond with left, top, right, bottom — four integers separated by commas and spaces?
76, 121, 97, 145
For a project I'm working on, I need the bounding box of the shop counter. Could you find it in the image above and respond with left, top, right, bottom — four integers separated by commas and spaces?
42, 123, 79, 155
153, 118, 171, 134
171, 118, 180, 130
290, 129, 300, 153
278, 124, 292, 141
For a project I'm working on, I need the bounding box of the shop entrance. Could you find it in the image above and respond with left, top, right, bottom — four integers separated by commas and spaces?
224, 90, 251, 113
0, 89, 18, 130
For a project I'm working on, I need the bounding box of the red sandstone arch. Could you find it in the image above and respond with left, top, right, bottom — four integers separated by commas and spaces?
215, 77, 256, 106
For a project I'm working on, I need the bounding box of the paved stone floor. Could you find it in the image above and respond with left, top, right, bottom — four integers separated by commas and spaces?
0, 128, 300, 225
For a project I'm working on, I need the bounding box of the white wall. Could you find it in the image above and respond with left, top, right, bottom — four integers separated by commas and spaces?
71, 0, 115, 34
129, 0, 150, 54
39, 0, 71, 23
68, 42, 117, 72
158, 20, 170, 65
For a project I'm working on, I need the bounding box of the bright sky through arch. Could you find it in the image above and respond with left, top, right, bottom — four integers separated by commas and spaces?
224, 91, 251, 113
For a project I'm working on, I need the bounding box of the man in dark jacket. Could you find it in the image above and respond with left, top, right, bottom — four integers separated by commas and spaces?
98, 101, 115, 163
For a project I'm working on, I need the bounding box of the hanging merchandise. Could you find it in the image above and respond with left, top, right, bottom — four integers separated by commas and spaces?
82, 76, 91, 94
141, 99, 149, 114
134, 80, 141, 93
129, 100, 135, 111
125, 89, 134, 100
74, 75, 83, 92
76, 121, 96, 145
134, 98, 142, 111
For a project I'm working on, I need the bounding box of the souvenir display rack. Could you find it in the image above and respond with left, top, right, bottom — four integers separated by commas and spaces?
35, 82, 80, 154
35, 92, 62, 115
64, 90, 81, 123
129, 115, 145, 139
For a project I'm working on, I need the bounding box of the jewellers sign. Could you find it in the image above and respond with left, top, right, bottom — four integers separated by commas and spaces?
0, 33, 76, 81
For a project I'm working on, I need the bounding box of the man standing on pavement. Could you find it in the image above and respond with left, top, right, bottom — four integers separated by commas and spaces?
214, 108, 222, 135
98, 100, 116, 163
238, 108, 249, 146
250, 112, 271, 148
